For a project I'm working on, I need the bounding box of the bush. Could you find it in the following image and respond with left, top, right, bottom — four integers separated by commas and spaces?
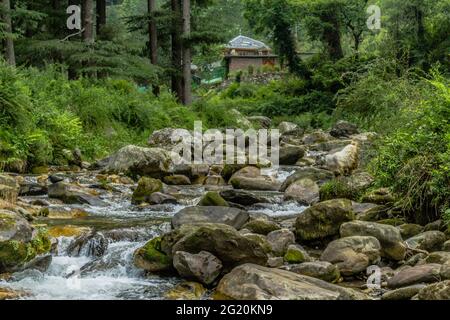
370, 72, 450, 224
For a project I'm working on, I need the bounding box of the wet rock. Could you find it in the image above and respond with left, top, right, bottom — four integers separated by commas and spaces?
48, 182, 106, 206
48, 174, 64, 184
417, 280, 450, 300
398, 224, 424, 240
330, 121, 359, 138
381, 284, 426, 300
19, 183, 48, 196
215, 263, 368, 300
172, 206, 249, 230
280, 167, 334, 192
387, 264, 442, 289
266, 229, 295, 256
173, 251, 222, 285
149, 192, 177, 205
340, 220, 406, 261
101, 145, 172, 178
198, 191, 229, 207
284, 244, 311, 264
134, 236, 172, 273
163, 175, 191, 185
284, 261, 340, 283
47, 225, 91, 238
284, 178, 319, 205
165, 281, 207, 300
131, 177, 163, 205
219, 189, 268, 206
294, 199, 355, 242
279, 145, 305, 165
405, 231, 446, 252
67, 231, 108, 257
0, 287, 30, 300
242, 219, 280, 235
320, 236, 381, 276
203, 175, 226, 186
164, 223, 268, 271
21, 254, 52, 272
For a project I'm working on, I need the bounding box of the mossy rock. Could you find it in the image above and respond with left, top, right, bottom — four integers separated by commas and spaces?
377, 218, 406, 227
294, 199, 355, 242
242, 219, 280, 235
398, 224, 424, 240
165, 281, 207, 300
133, 237, 172, 272
198, 191, 229, 207
284, 246, 307, 264
0, 228, 51, 272
31, 166, 49, 175
131, 177, 163, 205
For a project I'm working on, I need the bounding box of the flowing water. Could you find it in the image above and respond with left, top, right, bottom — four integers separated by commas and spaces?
1, 166, 307, 300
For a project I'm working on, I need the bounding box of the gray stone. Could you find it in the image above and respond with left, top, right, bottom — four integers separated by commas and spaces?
173, 251, 223, 285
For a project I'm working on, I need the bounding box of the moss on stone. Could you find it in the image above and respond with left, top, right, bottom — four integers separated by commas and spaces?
134, 236, 172, 272
284, 247, 306, 264
131, 177, 163, 205
198, 191, 229, 207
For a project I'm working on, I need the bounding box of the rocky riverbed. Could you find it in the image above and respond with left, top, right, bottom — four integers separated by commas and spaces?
1, 120, 449, 300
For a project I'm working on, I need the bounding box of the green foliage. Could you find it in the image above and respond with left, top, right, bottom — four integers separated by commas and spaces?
370, 72, 450, 223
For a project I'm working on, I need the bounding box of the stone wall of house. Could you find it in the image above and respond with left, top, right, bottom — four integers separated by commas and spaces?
229, 57, 265, 72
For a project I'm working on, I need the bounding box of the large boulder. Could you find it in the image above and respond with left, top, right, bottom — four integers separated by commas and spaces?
417, 281, 450, 300
134, 237, 172, 273
173, 251, 222, 286
381, 284, 426, 300
397, 224, 424, 240
324, 142, 360, 175
285, 261, 340, 283
230, 175, 280, 191
279, 145, 305, 165
280, 167, 334, 192
163, 224, 268, 271
387, 264, 444, 289
172, 206, 249, 230
294, 199, 355, 242
0, 211, 51, 273
284, 178, 319, 205
320, 236, 381, 276
101, 145, 172, 178
219, 189, 269, 206
330, 121, 359, 138
340, 221, 406, 261
131, 177, 163, 205
48, 182, 106, 206
405, 231, 446, 252
215, 263, 368, 300
163, 175, 191, 185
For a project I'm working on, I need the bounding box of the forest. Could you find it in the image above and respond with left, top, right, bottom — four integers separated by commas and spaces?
0, 0, 449, 301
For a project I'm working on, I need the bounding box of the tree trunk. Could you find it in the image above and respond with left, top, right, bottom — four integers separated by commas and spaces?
171, 0, 183, 102
1, 0, 16, 66
96, 0, 106, 36
148, 0, 159, 96
82, 0, 94, 43
181, 0, 192, 105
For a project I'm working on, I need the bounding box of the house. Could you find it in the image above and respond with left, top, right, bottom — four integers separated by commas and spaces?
224, 35, 278, 74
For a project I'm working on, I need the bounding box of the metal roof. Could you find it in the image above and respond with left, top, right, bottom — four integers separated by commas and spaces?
226, 35, 270, 50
